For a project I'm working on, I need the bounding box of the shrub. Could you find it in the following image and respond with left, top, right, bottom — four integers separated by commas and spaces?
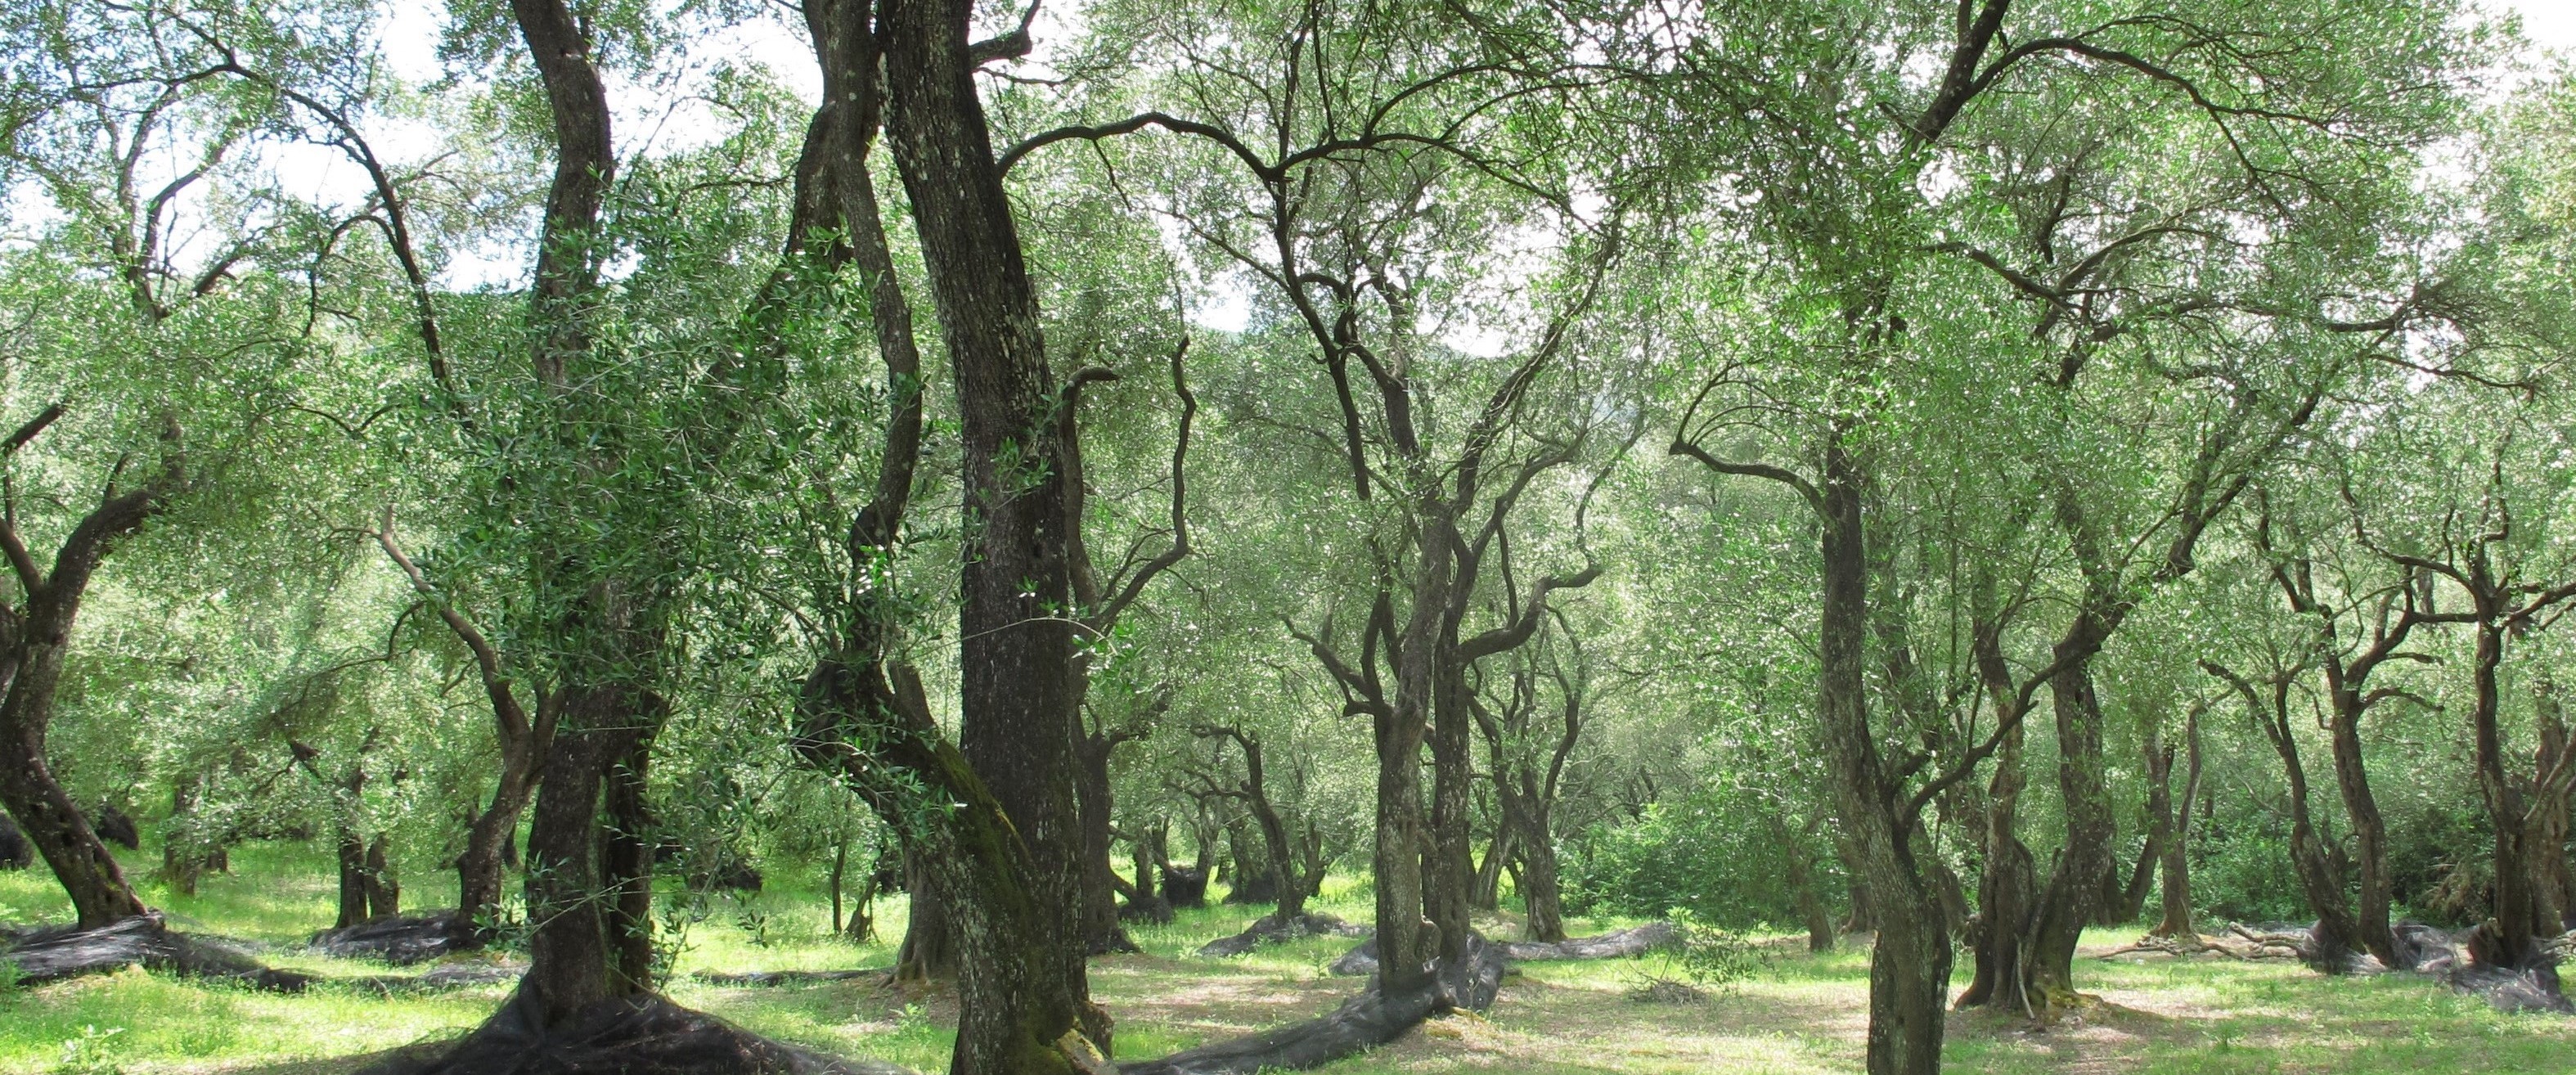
1565, 793, 1838, 929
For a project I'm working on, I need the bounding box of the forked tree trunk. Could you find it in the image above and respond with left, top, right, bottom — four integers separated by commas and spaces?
2325, 696, 2398, 964
2210, 660, 2365, 970
0, 426, 175, 929
1198, 725, 1322, 922
2277, 551, 2439, 969
2024, 642, 2115, 1004
2148, 707, 2203, 939
1957, 668, 2034, 1011
518, 695, 663, 1023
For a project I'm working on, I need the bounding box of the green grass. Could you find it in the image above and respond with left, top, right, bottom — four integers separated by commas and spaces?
4, 844, 2573, 1073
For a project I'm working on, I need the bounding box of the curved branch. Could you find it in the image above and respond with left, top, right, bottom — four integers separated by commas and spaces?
1091, 337, 1196, 631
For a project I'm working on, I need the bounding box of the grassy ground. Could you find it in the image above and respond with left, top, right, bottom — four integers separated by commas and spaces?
3, 840, 2572, 1073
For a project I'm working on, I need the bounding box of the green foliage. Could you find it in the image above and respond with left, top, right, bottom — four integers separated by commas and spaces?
2189, 823, 2318, 925
1564, 794, 1837, 930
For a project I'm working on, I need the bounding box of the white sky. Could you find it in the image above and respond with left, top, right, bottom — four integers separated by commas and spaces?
2510, 0, 2576, 55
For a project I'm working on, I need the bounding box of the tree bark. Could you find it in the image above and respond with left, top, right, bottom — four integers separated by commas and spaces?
1426, 656, 1477, 969
1818, 439, 1949, 1075
1075, 729, 1139, 952
1472, 825, 1511, 913
1196, 725, 1315, 920
518, 691, 663, 1023
1518, 827, 1567, 942
896, 851, 956, 981
871, 0, 1104, 1063
2324, 688, 2398, 963
2273, 548, 2438, 969
2104, 836, 2156, 926
2535, 690, 2575, 933
2470, 618, 2549, 967
366, 834, 400, 921
335, 822, 371, 929
1958, 613, 2035, 1011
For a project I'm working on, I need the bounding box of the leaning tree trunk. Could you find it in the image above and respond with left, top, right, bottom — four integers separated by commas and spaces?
0, 603, 151, 929
378, 510, 553, 942
2272, 718, 2363, 968
2102, 837, 2156, 926
2322, 705, 2398, 965
453, 719, 546, 936
1471, 825, 1512, 912
455, 797, 524, 936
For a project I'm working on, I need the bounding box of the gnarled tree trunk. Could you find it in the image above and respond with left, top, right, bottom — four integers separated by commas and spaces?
0, 415, 178, 929
2147, 705, 2204, 939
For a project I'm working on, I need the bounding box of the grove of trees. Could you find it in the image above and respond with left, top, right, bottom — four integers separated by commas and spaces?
2, 1, 2573, 1073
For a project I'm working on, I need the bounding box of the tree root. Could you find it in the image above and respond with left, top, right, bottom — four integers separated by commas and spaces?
2099, 932, 2240, 960
2, 913, 308, 990
357, 989, 915, 1075
694, 969, 883, 987
1122, 933, 1505, 1075
310, 911, 481, 965
2395, 922, 2573, 1014
1499, 922, 1675, 961
1195, 912, 1367, 958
